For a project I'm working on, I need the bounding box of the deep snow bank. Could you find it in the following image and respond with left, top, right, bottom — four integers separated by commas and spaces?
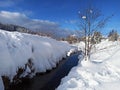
0, 29, 72, 89
57, 40, 120, 90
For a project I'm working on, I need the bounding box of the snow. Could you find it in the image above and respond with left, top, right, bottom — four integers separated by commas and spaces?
57, 40, 120, 90
0, 29, 73, 89
67, 46, 78, 56
72, 41, 85, 51
82, 16, 86, 19
89, 10, 93, 13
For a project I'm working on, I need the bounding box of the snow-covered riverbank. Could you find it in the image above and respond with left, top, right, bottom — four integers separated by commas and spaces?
0, 30, 73, 90
57, 40, 120, 90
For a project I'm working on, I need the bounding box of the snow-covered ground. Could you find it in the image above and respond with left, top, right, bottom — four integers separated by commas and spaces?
57, 40, 120, 90
0, 29, 73, 90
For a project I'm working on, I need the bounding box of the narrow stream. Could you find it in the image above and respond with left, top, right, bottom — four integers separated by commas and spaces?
8, 51, 81, 90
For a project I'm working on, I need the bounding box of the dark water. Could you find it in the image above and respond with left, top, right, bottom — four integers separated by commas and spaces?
8, 52, 81, 90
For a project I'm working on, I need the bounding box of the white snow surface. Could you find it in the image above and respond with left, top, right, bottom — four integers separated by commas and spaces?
0, 29, 72, 89
57, 40, 120, 90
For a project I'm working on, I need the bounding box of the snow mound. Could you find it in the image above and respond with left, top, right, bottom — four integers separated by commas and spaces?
72, 42, 85, 51
57, 40, 120, 90
0, 29, 72, 89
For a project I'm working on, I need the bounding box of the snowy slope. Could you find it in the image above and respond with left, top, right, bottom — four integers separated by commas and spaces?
57, 40, 120, 90
0, 29, 72, 90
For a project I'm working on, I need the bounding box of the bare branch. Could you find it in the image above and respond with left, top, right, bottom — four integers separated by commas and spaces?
78, 6, 111, 61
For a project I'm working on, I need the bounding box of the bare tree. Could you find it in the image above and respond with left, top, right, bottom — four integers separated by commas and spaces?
78, 6, 111, 61
91, 31, 102, 44
108, 30, 119, 41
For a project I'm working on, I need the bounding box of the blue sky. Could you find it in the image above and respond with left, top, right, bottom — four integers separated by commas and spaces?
0, 0, 120, 34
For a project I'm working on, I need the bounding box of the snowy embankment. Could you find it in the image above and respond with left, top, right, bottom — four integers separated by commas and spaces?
57, 40, 120, 90
0, 30, 73, 90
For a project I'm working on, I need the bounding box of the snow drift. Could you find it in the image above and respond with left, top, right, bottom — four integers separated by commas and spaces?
0, 29, 72, 89
57, 40, 120, 90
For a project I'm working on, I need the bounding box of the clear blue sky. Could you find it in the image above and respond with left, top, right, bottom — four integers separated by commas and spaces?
0, 0, 120, 34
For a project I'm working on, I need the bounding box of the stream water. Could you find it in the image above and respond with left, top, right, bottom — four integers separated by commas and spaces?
8, 51, 81, 90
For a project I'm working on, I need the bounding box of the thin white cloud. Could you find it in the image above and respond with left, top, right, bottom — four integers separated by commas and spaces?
0, 11, 58, 30
65, 20, 77, 24
0, 11, 26, 18
0, 11, 74, 38
0, 11, 29, 25
69, 20, 77, 24
0, 0, 20, 7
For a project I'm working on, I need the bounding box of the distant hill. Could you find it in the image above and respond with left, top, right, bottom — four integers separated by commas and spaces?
0, 22, 29, 33
0, 22, 80, 39
0, 22, 56, 38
